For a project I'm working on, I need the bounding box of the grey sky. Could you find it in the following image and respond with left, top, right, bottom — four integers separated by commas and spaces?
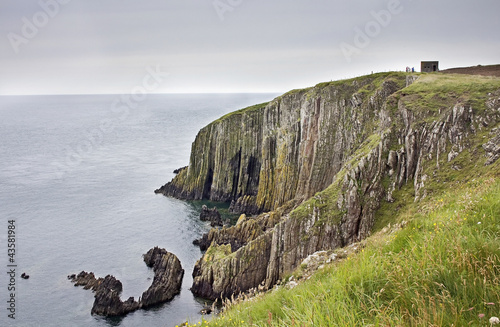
1, 0, 499, 95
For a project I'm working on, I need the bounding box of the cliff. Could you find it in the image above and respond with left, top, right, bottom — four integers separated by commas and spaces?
156, 72, 500, 300
156, 72, 406, 214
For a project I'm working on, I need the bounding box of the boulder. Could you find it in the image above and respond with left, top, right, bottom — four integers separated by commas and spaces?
192, 233, 211, 251
200, 205, 223, 227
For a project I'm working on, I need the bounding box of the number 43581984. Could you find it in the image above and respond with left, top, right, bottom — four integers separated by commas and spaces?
8, 220, 16, 263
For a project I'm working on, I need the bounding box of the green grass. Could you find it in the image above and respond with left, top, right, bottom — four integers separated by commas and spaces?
215, 102, 270, 123
204, 243, 232, 264
400, 74, 500, 114
280, 72, 407, 103
315, 71, 406, 90
189, 176, 499, 327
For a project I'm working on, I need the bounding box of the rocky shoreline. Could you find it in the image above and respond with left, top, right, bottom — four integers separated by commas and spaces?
69, 247, 183, 317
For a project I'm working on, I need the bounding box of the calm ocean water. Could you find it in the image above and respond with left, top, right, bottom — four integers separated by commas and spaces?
0, 93, 277, 327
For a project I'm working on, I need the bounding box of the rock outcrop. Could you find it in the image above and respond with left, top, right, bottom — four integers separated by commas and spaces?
199, 205, 223, 227
173, 166, 188, 174
91, 275, 140, 316
157, 72, 500, 301
69, 247, 183, 316
483, 127, 500, 165
68, 271, 100, 290
140, 247, 184, 308
68, 272, 139, 316
193, 213, 273, 252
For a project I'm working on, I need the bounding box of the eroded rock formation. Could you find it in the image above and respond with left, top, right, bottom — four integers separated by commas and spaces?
69, 247, 183, 316
91, 275, 140, 316
140, 247, 184, 308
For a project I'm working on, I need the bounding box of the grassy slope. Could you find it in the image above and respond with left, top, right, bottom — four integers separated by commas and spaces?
180, 73, 500, 327
197, 175, 499, 326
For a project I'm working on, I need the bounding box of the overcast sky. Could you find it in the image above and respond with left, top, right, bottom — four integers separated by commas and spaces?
0, 0, 499, 95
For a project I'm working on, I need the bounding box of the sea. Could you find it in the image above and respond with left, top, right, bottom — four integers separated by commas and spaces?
0, 93, 278, 327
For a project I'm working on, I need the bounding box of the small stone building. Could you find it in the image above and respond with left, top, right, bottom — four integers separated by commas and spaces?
421, 61, 439, 73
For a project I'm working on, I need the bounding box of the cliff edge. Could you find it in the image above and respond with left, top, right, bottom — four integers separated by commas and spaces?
156, 72, 500, 300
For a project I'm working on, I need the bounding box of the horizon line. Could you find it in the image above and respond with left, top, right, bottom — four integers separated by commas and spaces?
0, 91, 284, 97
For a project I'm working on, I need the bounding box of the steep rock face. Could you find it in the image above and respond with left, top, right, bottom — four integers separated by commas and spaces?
186, 73, 500, 300
141, 247, 184, 308
192, 134, 389, 298
156, 73, 406, 214
192, 235, 273, 299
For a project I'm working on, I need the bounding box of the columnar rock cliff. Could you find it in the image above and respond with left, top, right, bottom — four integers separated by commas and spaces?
156, 73, 405, 214
156, 72, 500, 300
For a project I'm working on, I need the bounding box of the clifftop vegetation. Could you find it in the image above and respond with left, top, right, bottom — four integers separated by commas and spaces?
203, 176, 499, 326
